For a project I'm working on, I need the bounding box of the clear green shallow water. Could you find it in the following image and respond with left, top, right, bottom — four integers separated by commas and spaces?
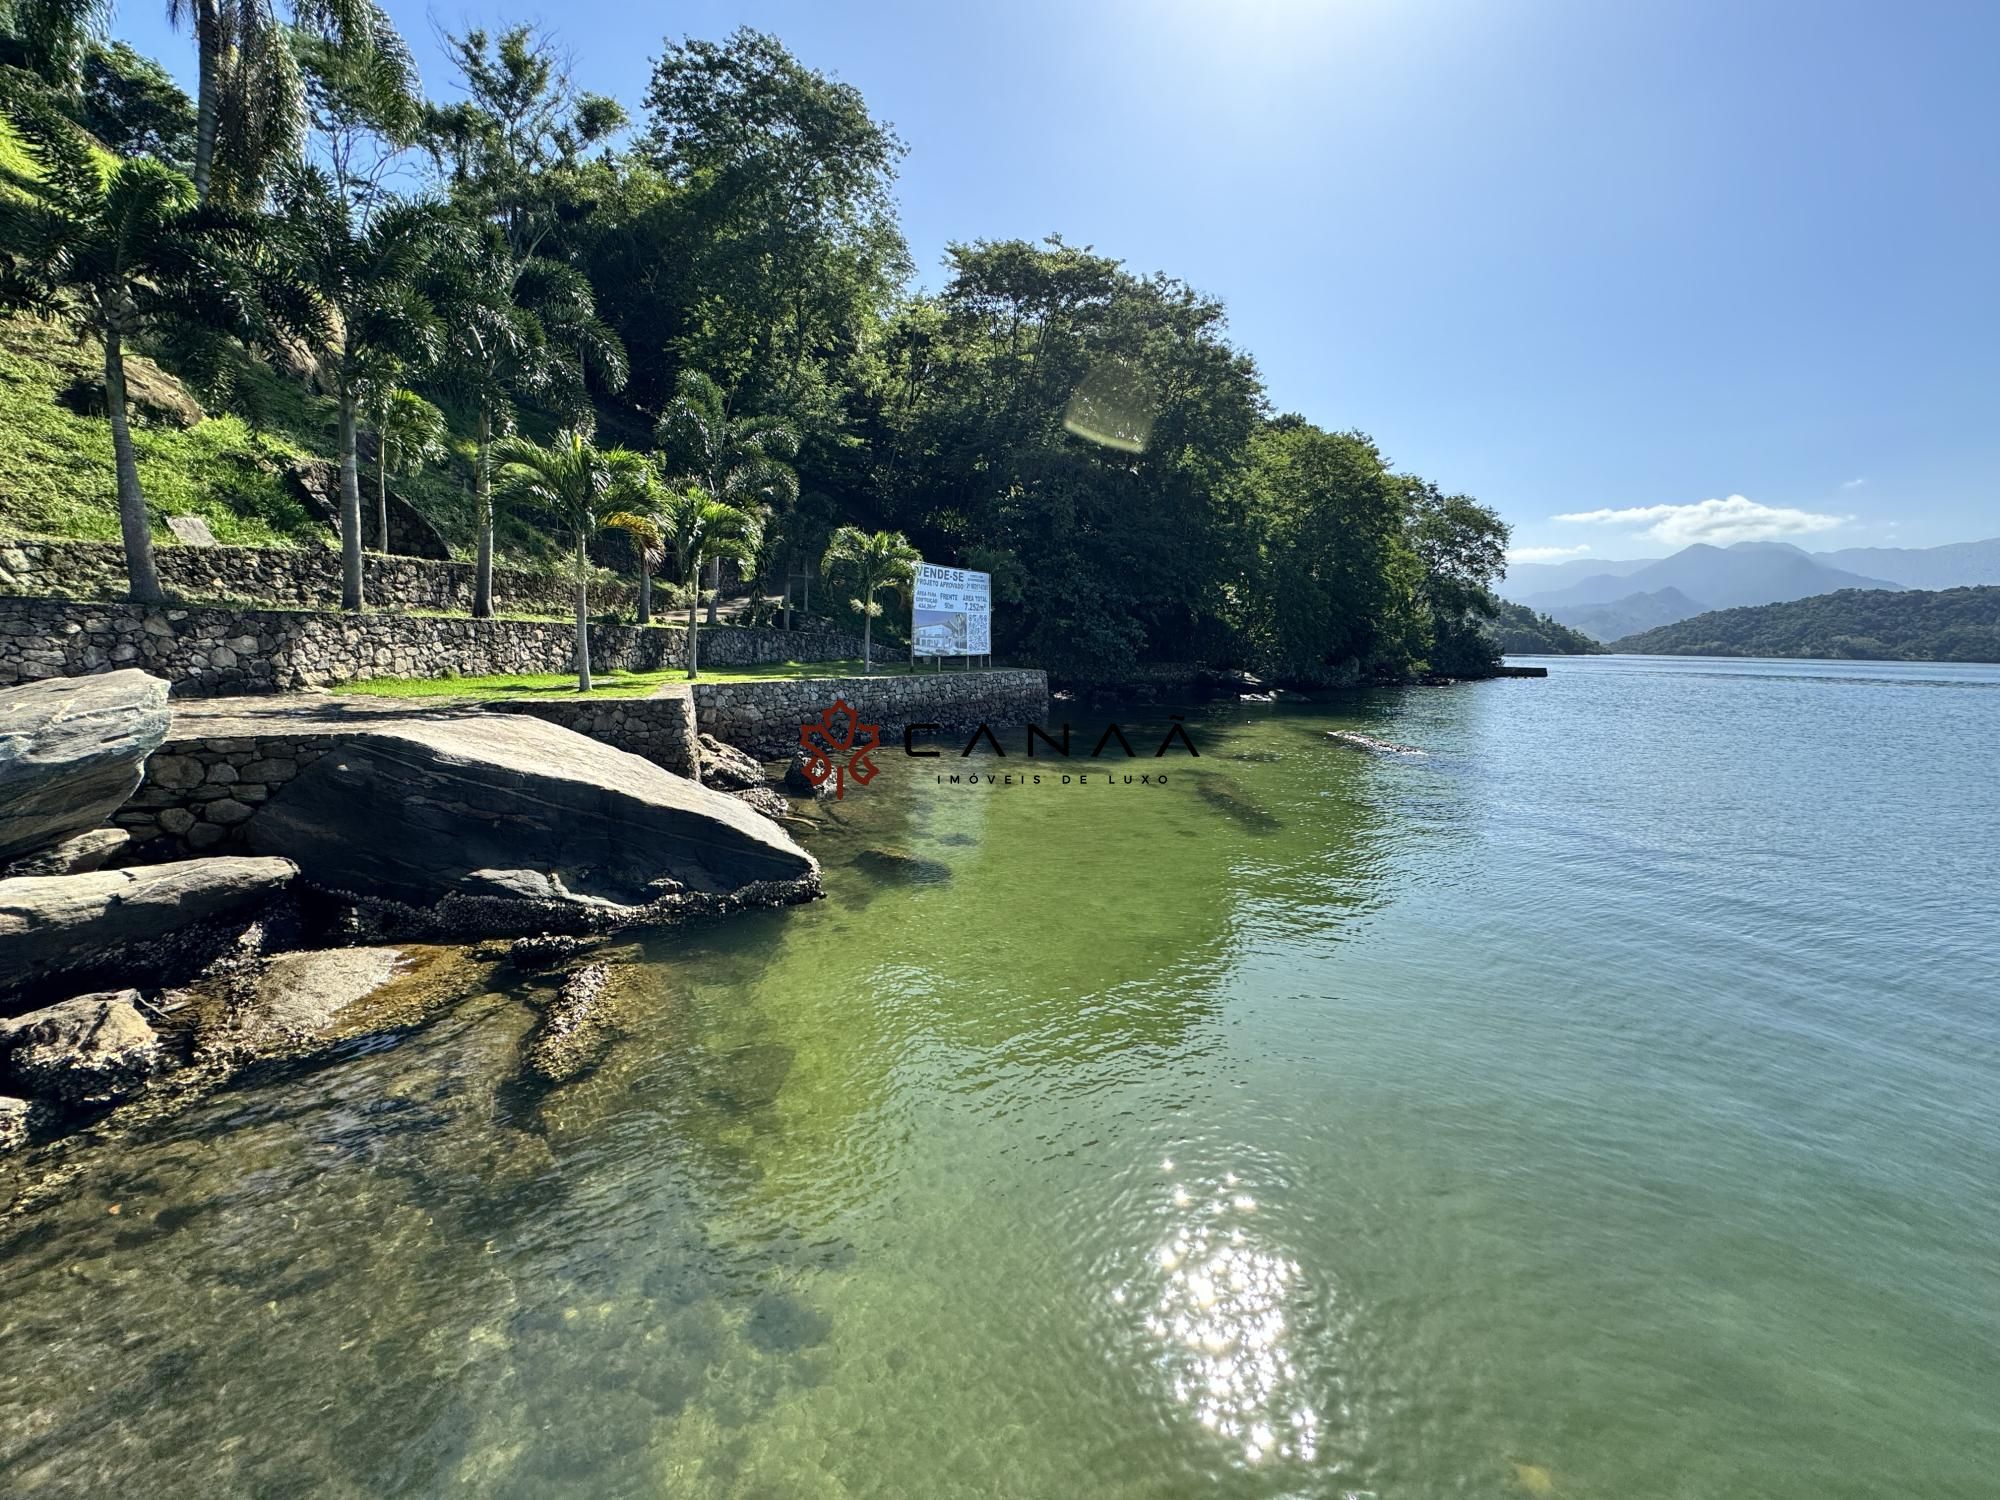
4, 654, 1999, 1498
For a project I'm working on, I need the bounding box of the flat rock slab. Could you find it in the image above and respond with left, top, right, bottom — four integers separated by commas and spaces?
0, 670, 170, 864
245, 714, 816, 908
0, 857, 298, 1006
2, 828, 129, 878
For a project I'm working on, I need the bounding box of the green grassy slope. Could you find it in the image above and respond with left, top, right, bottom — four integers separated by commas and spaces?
0, 314, 327, 545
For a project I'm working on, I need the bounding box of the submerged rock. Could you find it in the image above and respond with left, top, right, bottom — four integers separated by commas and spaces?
0, 1094, 29, 1152
697, 733, 767, 792
245, 715, 816, 911
522, 962, 616, 1085
1325, 729, 1425, 756
853, 848, 952, 884
0, 990, 168, 1105
192, 943, 491, 1063
509, 933, 592, 971
0, 857, 298, 1006
0, 670, 170, 866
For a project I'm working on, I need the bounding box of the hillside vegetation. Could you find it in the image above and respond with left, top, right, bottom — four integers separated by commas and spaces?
1612, 587, 2000, 663
0, 22, 1520, 682
1489, 600, 1604, 655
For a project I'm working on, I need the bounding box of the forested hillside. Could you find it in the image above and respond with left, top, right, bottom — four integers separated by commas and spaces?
0, 21, 1516, 683
1612, 587, 2000, 662
1488, 600, 1604, 655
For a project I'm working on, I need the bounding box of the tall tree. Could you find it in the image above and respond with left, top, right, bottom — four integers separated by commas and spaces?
820, 526, 919, 675
165, 0, 416, 205
425, 229, 625, 616
642, 483, 760, 679
0, 99, 262, 601
275, 164, 443, 610
655, 367, 797, 623
490, 429, 647, 690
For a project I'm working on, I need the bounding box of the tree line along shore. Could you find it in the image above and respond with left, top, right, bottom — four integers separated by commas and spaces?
3, 16, 1536, 688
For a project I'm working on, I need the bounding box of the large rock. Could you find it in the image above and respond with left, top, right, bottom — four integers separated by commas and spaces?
0, 990, 167, 1105
2, 828, 128, 878
697, 732, 768, 792
0, 857, 298, 1006
285, 457, 452, 560
245, 715, 816, 909
0, 671, 170, 865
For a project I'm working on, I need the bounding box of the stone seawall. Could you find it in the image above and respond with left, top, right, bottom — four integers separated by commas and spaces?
0, 538, 636, 617
0, 598, 875, 696
694, 670, 1049, 757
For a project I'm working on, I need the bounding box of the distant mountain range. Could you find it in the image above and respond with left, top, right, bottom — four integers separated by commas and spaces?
1548, 587, 1706, 642
1610, 585, 2000, 663
1499, 536, 2000, 642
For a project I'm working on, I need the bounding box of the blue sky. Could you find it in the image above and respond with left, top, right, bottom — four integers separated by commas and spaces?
118, 0, 2000, 559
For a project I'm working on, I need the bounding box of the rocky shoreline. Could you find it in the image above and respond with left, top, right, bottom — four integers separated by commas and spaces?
0, 671, 825, 1184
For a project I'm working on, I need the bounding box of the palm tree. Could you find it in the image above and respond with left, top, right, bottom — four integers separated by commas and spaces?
425, 230, 624, 618
362, 384, 445, 554
655, 369, 798, 625
490, 430, 647, 692
274, 164, 444, 611
166, 0, 415, 205
0, 0, 112, 88
0, 102, 263, 601
820, 526, 921, 675
611, 484, 761, 680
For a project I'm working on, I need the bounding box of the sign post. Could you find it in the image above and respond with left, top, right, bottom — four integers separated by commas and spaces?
911, 562, 991, 670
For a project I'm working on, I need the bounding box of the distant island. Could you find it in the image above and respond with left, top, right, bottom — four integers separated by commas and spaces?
1489, 600, 1605, 655
1611, 586, 2000, 662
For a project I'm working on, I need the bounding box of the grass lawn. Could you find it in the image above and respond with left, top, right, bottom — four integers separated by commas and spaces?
331, 659, 899, 699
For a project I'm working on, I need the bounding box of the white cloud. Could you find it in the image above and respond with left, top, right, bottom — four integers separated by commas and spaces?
1506, 544, 1593, 563
1552, 495, 1849, 547
1842, 477, 1867, 489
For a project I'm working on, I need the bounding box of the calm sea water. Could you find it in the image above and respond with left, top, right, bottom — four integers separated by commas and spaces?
3, 654, 1997, 1498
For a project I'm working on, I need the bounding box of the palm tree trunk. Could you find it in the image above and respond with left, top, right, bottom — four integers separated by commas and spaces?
863, 609, 873, 675
376, 446, 392, 556
192, 2, 220, 203
337, 391, 364, 613
782, 565, 792, 631
574, 529, 592, 692
637, 565, 651, 625
685, 579, 700, 680
103, 330, 162, 605
705, 555, 719, 625
472, 408, 494, 619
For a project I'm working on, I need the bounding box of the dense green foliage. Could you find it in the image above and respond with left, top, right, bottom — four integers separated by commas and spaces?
0, 14, 1517, 680
1489, 599, 1606, 655
1612, 587, 2000, 663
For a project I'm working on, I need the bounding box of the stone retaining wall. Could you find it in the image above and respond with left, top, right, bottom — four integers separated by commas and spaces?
0, 538, 635, 617
0, 598, 875, 696
487, 689, 697, 781
694, 669, 1049, 756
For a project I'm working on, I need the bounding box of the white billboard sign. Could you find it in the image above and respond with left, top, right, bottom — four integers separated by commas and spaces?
911, 562, 991, 657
